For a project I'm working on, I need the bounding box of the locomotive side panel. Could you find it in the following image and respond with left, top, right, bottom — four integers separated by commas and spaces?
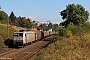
25, 32, 35, 44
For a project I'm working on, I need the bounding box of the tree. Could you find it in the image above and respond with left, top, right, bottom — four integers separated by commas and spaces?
48, 22, 52, 29
26, 18, 32, 29
0, 10, 9, 23
37, 23, 48, 31
0, 6, 1, 9
53, 24, 58, 31
60, 4, 89, 27
15, 16, 22, 26
32, 21, 39, 28
9, 11, 16, 24
15, 16, 32, 29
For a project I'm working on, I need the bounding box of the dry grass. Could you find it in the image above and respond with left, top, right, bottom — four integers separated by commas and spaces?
35, 34, 90, 60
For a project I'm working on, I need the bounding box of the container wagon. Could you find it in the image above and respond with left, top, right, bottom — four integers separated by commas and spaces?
44, 31, 50, 37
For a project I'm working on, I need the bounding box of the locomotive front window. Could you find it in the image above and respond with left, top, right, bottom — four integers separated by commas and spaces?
19, 33, 23, 37
14, 33, 18, 36
14, 33, 23, 37
14, 35, 18, 36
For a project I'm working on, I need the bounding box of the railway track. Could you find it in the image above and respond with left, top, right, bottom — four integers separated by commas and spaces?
0, 35, 54, 60
0, 49, 17, 57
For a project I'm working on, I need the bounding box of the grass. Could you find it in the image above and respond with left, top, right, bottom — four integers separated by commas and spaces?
35, 34, 90, 60
0, 24, 16, 40
0, 24, 16, 50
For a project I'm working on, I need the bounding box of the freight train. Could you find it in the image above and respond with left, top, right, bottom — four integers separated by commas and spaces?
4, 30, 55, 47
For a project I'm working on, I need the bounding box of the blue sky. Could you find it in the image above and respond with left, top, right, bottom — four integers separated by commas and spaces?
0, 0, 90, 24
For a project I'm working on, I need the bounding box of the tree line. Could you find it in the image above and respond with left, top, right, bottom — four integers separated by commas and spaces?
0, 4, 89, 31
0, 10, 59, 31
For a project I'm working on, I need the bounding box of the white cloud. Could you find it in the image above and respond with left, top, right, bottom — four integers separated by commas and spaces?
25, 16, 37, 20
53, 22, 60, 24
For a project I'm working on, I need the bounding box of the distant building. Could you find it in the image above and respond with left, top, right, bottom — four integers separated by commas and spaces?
49, 29, 52, 32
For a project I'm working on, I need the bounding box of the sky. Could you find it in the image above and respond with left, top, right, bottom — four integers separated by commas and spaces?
0, 0, 90, 24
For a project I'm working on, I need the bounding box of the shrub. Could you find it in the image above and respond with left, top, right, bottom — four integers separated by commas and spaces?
52, 35, 60, 43
58, 27, 72, 37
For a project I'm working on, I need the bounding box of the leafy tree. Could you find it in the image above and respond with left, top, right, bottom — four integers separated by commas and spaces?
15, 16, 24, 27
32, 21, 39, 28
0, 6, 1, 9
48, 22, 52, 29
0, 10, 9, 23
60, 4, 89, 27
15, 16, 32, 29
15, 16, 22, 26
9, 11, 16, 24
54, 24, 58, 29
37, 23, 48, 31
26, 18, 32, 29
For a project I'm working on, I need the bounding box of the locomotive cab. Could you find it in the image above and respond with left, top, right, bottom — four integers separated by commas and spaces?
13, 32, 23, 46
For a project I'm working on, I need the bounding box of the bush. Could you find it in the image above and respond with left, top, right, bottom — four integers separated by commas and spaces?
81, 22, 90, 33
52, 35, 60, 43
58, 27, 72, 37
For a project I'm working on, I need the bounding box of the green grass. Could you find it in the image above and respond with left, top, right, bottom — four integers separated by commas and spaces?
0, 24, 16, 40
0, 25, 8, 39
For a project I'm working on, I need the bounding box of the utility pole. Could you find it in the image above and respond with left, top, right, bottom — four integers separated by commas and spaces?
6, 7, 9, 38
7, 19, 9, 38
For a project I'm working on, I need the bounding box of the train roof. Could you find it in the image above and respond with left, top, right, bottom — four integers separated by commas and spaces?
14, 31, 34, 34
